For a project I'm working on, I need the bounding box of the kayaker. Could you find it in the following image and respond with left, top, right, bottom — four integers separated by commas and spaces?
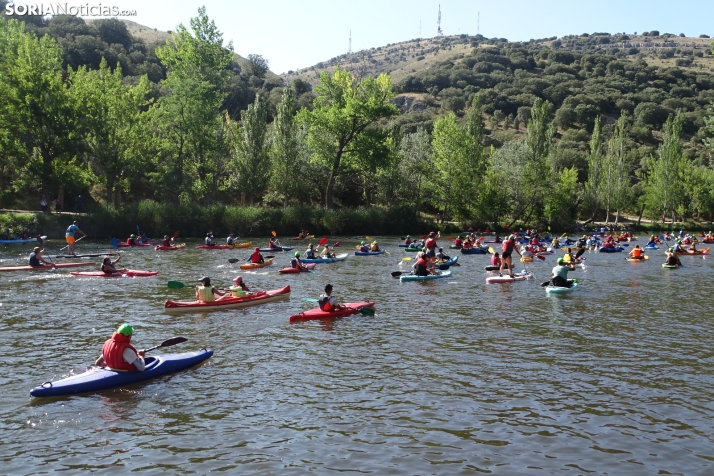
233, 276, 250, 292
647, 235, 657, 246
453, 236, 462, 247
291, 251, 308, 271
520, 245, 532, 261
205, 233, 216, 246
499, 234, 521, 278
101, 256, 126, 274
139, 232, 149, 244
65, 220, 86, 255
689, 242, 698, 252
664, 248, 682, 267
269, 237, 281, 249
249, 247, 264, 263
629, 245, 644, 260
551, 237, 560, 249
404, 235, 412, 245
161, 235, 172, 247
413, 251, 431, 276
94, 323, 146, 372
550, 257, 575, 287
673, 240, 684, 253
305, 244, 317, 259
491, 251, 510, 270
462, 237, 472, 249
425, 231, 438, 253
370, 241, 381, 252
577, 235, 587, 248
359, 241, 370, 253
195, 276, 227, 302
226, 233, 236, 246
436, 247, 450, 261
29, 247, 54, 268
126, 234, 137, 246
318, 284, 346, 311
564, 247, 576, 263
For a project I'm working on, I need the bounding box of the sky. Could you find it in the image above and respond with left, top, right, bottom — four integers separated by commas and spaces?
61, 0, 714, 73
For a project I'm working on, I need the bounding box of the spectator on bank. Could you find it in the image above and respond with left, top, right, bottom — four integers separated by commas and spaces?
76, 194, 84, 213
54, 197, 62, 214
40, 195, 48, 214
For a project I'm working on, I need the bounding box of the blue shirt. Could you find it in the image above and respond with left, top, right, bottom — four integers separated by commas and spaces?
66, 224, 78, 237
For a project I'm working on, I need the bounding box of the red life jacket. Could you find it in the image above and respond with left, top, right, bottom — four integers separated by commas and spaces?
491, 255, 500, 266
101, 332, 139, 372
502, 239, 514, 253
416, 257, 428, 267
425, 238, 437, 250
250, 250, 262, 263
162, 239, 171, 247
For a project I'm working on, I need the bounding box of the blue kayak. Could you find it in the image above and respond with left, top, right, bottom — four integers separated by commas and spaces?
438, 256, 458, 266
0, 236, 46, 245
400, 270, 452, 282
258, 246, 293, 252
30, 349, 213, 397
460, 247, 488, 254
355, 250, 386, 256
599, 246, 624, 253
301, 253, 348, 264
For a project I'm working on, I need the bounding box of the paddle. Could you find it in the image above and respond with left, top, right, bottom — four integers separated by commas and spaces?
173, 231, 180, 239
59, 235, 85, 252
319, 237, 328, 246
167, 281, 230, 291
42, 249, 57, 268
391, 271, 403, 277
402, 257, 412, 261
301, 298, 375, 316
111, 237, 118, 250
575, 248, 585, 260
144, 336, 188, 353
228, 258, 239, 263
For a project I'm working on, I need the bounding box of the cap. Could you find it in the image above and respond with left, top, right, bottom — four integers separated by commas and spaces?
557, 257, 564, 264
200, 276, 211, 284
295, 251, 301, 257
324, 284, 333, 292
116, 323, 134, 336
33, 246, 41, 252
233, 276, 243, 284
361, 241, 365, 245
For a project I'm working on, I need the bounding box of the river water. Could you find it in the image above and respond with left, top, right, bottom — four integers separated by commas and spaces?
1, 237, 712, 475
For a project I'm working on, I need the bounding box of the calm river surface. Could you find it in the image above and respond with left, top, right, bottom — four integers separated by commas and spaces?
1, 236, 713, 475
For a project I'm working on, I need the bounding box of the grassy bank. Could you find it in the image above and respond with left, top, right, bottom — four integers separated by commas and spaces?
0, 203, 451, 239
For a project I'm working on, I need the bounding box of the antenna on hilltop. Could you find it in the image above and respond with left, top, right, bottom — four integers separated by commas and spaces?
419, 20, 421, 39
437, 4, 443, 37
477, 12, 480, 35
348, 30, 352, 54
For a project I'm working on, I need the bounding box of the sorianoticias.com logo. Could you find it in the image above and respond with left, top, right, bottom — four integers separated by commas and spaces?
5, 3, 137, 16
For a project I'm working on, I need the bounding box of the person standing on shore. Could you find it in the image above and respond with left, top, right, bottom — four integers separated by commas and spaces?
40, 195, 48, 214
65, 221, 86, 255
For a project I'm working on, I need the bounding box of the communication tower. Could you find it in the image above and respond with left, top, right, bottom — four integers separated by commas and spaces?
477, 12, 480, 35
437, 5, 443, 37
349, 30, 352, 54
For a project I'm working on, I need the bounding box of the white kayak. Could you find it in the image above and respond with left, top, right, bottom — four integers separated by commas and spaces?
485, 271, 534, 284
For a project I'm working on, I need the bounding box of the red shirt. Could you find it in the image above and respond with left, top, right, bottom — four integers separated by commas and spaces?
425, 238, 437, 250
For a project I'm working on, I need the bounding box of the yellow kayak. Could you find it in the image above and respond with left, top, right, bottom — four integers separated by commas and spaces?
232, 241, 252, 249
239, 257, 274, 270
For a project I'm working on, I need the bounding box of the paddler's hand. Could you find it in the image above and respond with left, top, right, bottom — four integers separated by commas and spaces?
138, 349, 146, 357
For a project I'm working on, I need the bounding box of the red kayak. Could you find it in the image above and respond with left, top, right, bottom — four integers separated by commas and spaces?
164, 285, 291, 314
289, 302, 375, 322
195, 244, 231, 250
117, 242, 151, 247
279, 263, 317, 274
70, 270, 159, 277
0, 262, 94, 272
155, 243, 186, 251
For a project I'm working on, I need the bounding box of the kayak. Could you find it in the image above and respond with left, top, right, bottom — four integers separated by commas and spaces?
70, 270, 159, 277
239, 257, 275, 270
449, 244, 462, 249
400, 270, 452, 282
258, 246, 293, 252
165, 285, 291, 314
279, 263, 317, 273
485, 271, 534, 284
676, 247, 710, 255
301, 253, 348, 264
0, 262, 94, 273
460, 247, 488, 254
437, 256, 459, 266
232, 241, 253, 249
0, 236, 47, 245
561, 247, 587, 252
196, 244, 231, 250
520, 257, 533, 263
291, 235, 314, 241
599, 246, 624, 253
662, 263, 680, 269
30, 349, 213, 397
155, 243, 186, 251
117, 242, 152, 247
626, 255, 649, 262
403, 247, 422, 252
54, 253, 117, 258
355, 250, 386, 256
645, 245, 659, 250
289, 301, 375, 322
545, 280, 578, 293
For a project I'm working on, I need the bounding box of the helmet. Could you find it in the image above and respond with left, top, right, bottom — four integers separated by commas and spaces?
668, 247, 673, 252
164, 235, 168, 239
361, 241, 365, 245
373, 241, 378, 244
406, 235, 410, 238
295, 251, 301, 257
557, 257, 564, 264
130, 234, 135, 238
255, 247, 260, 252
117, 323, 134, 336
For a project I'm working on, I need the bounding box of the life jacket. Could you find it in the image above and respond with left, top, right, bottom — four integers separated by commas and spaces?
250, 250, 263, 263
197, 285, 215, 302
370, 243, 379, 251
425, 238, 437, 250
531, 237, 539, 245
491, 255, 500, 266
502, 239, 514, 253
162, 239, 171, 247
462, 241, 471, 249
404, 239, 412, 244
632, 248, 643, 258
454, 238, 462, 246
101, 263, 117, 273
291, 257, 302, 268
29, 252, 40, 266
269, 241, 277, 248
318, 293, 333, 311
102, 332, 139, 372
359, 246, 370, 252
127, 238, 135, 245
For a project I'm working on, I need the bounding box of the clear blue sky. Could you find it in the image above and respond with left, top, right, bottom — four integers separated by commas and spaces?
100, 0, 713, 74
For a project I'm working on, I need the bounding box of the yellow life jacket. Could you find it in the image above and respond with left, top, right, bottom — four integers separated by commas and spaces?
197, 285, 214, 302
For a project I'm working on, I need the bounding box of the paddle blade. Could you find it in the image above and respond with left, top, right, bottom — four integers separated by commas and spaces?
173, 231, 180, 238
391, 271, 403, 277
402, 257, 412, 260
228, 258, 239, 263
536, 254, 546, 261
334, 242, 341, 247
357, 307, 376, 316
355, 245, 361, 249
145, 336, 188, 353
111, 237, 118, 249
319, 237, 328, 246
488, 247, 494, 254
575, 248, 585, 259
271, 231, 277, 237
366, 236, 371, 241
167, 281, 188, 289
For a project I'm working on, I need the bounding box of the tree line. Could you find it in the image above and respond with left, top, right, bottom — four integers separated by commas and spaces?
1, 8, 714, 228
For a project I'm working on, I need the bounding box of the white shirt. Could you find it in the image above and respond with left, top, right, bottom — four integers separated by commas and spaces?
122, 347, 145, 371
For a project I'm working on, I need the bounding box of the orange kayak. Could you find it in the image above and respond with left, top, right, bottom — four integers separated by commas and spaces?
239, 257, 274, 270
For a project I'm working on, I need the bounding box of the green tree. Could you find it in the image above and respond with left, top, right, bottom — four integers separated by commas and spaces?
601, 111, 631, 223
271, 86, 301, 208
153, 7, 233, 203
398, 127, 432, 216
232, 94, 270, 205
583, 116, 604, 219
70, 59, 151, 204
432, 112, 468, 220
642, 113, 686, 223
299, 66, 398, 208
